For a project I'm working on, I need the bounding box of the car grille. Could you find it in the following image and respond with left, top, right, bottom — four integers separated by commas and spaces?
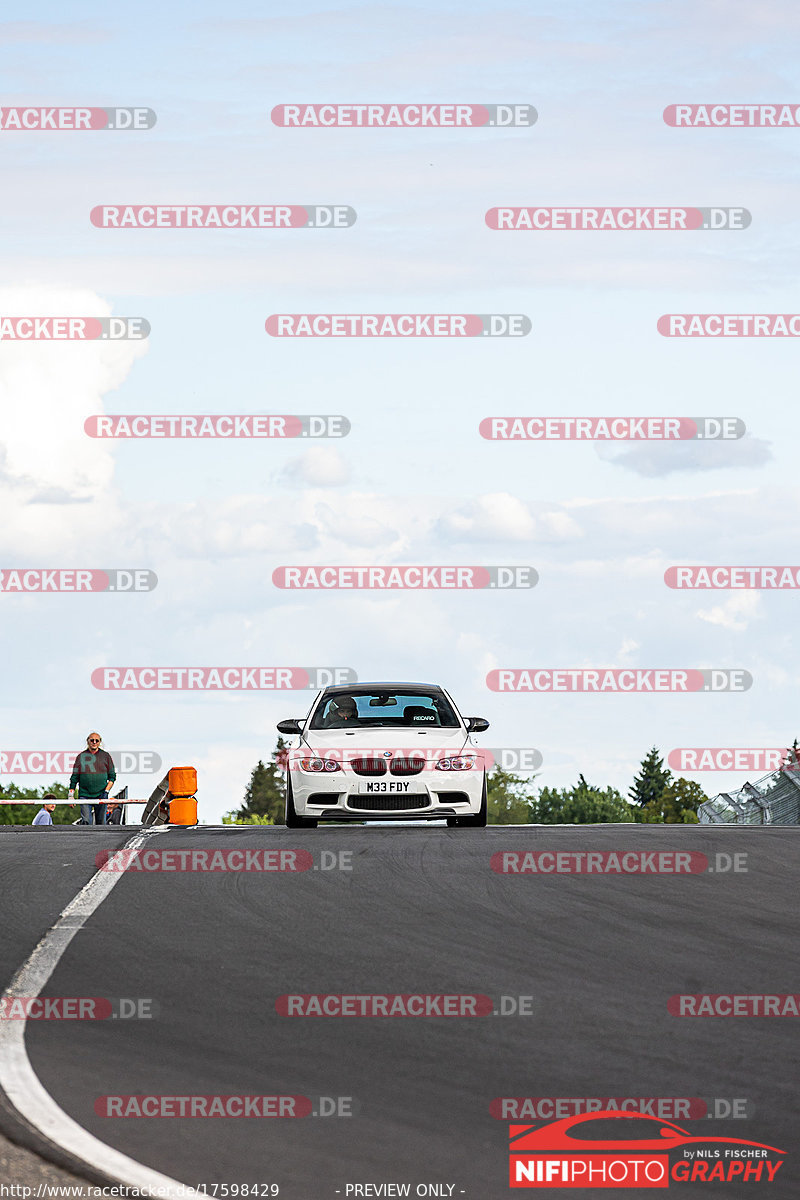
307, 792, 342, 806
350, 757, 387, 776
390, 756, 426, 776
347, 795, 431, 811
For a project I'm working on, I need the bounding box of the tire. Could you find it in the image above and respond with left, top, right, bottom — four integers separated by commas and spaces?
141, 787, 168, 827
455, 775, 488, 828
285, 778, 318, 829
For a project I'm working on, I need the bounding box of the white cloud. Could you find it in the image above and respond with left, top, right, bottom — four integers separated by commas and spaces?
697, 591, 761, 632
0, 285, 146, 501
617, 638, 641, 662
137, 496, 319, 559
279, 446, 351, 488
437, 492, 581, 542
0, 286, 148, 559
595, 435, 772, 477
558, 489, 795, 561
313, 499, 400, 548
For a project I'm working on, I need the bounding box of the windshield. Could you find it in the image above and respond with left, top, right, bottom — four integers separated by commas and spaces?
310, 690, 460, 730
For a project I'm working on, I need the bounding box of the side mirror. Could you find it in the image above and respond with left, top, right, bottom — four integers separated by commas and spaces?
466, 717, 490, 733
277, 719, 303, 735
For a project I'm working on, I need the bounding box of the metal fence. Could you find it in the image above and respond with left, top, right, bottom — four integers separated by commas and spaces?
1, 772, 185, 825
699, 763, 800, 825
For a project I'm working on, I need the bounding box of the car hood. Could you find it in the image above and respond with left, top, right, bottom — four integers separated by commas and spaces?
299, 727, 473, 754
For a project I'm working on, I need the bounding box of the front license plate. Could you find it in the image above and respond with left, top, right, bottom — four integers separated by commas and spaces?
358, 780, 419, 793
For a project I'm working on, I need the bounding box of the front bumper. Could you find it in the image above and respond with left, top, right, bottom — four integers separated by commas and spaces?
290, 767, 484, 820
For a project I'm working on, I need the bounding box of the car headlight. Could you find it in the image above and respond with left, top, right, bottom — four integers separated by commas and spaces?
299, 758, 342, 773
435, 756, 476, 771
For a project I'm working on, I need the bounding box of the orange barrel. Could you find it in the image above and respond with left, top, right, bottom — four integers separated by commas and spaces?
167, 766, 198, 825
168, 766, 197, 797
169, 796, 198, 825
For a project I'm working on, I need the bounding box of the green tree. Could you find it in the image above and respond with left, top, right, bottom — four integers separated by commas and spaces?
222, 812, 274, 826
781, 738, 800, 775
232, 739, 288, 824
638, 777, 705, 823
530, 774, 634, 824
487, 766, 536, 824
629, 747, 672, 809
0, 782, 72, 825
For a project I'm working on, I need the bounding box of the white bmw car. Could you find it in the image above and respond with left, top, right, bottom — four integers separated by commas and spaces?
277, 682, 490, 827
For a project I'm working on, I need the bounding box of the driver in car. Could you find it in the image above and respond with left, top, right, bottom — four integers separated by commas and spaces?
324, 696, 359, 727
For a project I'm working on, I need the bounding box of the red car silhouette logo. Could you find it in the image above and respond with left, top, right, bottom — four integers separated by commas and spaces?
510, 1110, 784, 1154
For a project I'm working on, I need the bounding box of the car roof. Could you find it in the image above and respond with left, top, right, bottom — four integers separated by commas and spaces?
320, 681, 444, 694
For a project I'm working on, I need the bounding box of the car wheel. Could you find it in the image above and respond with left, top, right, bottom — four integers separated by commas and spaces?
285, 778, 318, 829
455, 775, 488, 827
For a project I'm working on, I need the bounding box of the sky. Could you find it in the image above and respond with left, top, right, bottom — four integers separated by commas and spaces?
1, 0, 799, 821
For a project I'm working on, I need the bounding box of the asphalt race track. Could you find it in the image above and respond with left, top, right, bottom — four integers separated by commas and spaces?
0, 824, 798, 1198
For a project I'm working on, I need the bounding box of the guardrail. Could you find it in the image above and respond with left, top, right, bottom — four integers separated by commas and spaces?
139, 766, 197, 826
0, 766, 198, 826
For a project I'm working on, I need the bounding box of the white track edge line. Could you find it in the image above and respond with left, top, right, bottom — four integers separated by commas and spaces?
0, 827, 199, 1196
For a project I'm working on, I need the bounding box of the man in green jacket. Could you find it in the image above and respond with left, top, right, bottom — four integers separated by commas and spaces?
68, 732, 116, 825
